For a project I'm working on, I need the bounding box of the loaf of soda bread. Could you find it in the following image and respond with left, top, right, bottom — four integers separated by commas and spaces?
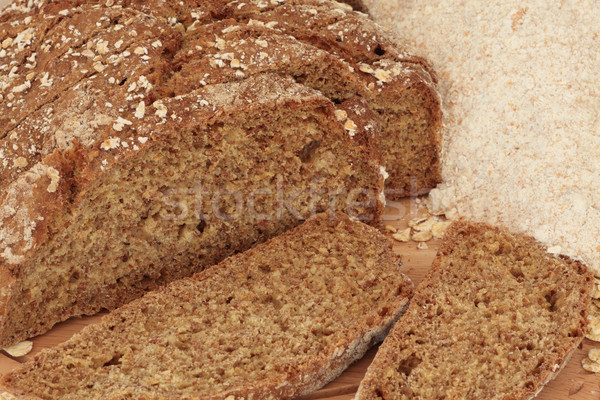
1, 213, 414, 399
356, 221, 594, 400
2, 0, 441, 196
0, 0, 439, 347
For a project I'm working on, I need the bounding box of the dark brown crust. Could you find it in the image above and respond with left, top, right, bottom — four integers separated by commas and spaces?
357, 221, 594, 400
0, 5, 182, 182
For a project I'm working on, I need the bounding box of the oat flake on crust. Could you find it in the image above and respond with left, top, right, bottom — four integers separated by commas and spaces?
364, 0, 600, 274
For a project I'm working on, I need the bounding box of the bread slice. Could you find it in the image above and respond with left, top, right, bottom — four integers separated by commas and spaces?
357, 221, 594, 400
1, 212, 414, 400
227, 1, 442, 197
164, 17, 436, 194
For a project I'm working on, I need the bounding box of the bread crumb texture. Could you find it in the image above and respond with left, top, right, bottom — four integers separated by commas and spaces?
364, 0, 600, 274
357, 221, 593, 399
1, 213, 413, 400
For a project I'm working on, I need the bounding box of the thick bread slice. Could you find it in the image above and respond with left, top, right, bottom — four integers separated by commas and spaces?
357, 221, 594, 400
164, 18, 428, 176
1, 212, 414, 400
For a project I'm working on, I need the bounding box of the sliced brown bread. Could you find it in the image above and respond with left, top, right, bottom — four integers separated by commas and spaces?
2, 0, 441, 197
1, 212, 414, 400
0, 0, 439, 347
0, 1, 388, 348
164, 16, 437, 193
0, 70, 384, 348
357, 221, 594, 400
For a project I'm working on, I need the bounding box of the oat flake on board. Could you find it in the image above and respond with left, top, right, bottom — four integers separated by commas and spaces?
364, 0, 600, 274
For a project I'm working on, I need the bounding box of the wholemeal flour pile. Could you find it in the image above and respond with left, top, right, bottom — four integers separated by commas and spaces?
364, 0, 600, 274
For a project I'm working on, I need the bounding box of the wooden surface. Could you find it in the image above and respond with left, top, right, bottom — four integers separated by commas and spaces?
1, 198, 599, 399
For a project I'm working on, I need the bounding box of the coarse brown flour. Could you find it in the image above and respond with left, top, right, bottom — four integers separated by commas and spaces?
364, 0, 600, 274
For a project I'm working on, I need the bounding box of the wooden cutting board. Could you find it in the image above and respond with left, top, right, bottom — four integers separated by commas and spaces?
1, 198, 599, 399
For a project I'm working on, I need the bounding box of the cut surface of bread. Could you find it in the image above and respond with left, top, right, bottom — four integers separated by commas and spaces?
1, 213, 414, 400
356, 221, 594, 400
